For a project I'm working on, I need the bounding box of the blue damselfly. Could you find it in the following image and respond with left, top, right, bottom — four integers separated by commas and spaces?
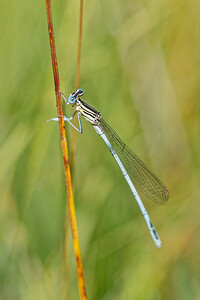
48, 89, 169, 247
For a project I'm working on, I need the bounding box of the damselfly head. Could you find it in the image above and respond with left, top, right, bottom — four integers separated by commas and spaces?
68, 89, 84, 104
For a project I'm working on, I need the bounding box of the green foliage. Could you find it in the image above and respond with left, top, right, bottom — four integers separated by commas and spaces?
0, 0, 199, 299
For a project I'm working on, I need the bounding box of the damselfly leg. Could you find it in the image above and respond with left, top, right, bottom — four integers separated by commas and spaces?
46, 92, 83, 133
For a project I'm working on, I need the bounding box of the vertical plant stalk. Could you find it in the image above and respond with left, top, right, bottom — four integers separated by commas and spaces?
45, 1, 87, 299
62, 1, 84, 298
70, 0, 84, 173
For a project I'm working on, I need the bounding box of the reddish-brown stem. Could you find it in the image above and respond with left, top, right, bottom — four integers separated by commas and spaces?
45, 1, 87, 299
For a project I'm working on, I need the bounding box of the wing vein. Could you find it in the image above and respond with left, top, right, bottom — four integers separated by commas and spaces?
99, 118, 169, 205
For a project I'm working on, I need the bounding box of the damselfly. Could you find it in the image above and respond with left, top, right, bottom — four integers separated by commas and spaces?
48, 89, 169, 247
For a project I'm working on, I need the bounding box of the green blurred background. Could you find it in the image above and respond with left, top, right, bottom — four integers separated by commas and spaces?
0, 0, 199, 299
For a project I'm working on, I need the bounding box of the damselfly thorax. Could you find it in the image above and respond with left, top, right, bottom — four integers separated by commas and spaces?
76, 98, 102, 125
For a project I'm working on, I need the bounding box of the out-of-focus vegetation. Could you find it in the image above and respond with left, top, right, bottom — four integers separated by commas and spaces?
0, 0, 199, 299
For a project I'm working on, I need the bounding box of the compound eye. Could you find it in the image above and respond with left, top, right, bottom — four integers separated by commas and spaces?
73, 88, 84, 98
68, 94, 76, 104
76, 89, 84, 97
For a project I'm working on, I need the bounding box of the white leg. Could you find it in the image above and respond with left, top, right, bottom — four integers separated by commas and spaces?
46, 112, 83, 134
63, 112, 83, 133
61, 92, 70, 104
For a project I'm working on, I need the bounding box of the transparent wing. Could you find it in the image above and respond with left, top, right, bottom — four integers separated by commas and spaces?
99, 118, 169, 205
